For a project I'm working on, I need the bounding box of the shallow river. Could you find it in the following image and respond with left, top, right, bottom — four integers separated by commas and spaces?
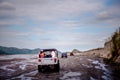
0, 54, 119, 80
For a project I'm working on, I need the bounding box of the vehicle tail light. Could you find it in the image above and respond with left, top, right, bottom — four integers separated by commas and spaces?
39, 54, 41, 58
38, 59, 41, 62
54, 58, 57, 63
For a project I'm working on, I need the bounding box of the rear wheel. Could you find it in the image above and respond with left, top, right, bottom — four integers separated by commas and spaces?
54, 62, 60, 72
38, 65, 42, 72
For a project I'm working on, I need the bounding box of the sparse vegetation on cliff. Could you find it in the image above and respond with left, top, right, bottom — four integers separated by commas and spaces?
110, 27, 120, 62
111, 28, 120, 60
104, 27, 120, 74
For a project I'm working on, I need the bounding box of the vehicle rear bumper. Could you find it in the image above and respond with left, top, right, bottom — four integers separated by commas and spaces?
38, 63, 57, 66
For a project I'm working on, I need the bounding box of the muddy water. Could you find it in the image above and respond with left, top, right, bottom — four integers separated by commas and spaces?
0, 54, 119, 80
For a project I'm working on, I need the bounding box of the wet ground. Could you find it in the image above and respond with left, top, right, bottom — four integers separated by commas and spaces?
0, 54, 119, 80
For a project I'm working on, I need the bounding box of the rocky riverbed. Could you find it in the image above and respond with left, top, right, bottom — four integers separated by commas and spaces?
0, 54, 119, 80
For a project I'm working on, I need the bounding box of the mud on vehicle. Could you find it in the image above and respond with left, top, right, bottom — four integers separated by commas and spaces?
38, 49, 60, 72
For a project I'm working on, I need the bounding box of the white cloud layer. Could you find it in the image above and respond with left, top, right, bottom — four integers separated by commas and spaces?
0, 0, 120, 51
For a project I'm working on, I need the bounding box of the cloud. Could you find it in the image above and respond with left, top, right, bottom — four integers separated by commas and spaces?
87, 11, 120, 28
0, 19, 24, 27
88, 0, 120, 27
2, 0, 103, 21
0, 0, 104, 26
0, 1, 15, 19
1, 0, 119, 27
106, 0, 120, 6
0, 0, 119, 51
0, 1, 15, 10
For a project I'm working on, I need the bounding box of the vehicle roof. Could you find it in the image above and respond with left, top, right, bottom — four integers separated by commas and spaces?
62, 52, 67, 54
41, 49, 57, 51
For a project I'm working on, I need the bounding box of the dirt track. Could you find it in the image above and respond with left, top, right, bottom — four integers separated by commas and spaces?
0, 54, 119, 80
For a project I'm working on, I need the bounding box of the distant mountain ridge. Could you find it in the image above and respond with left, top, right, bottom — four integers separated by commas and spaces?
0, 46, 40, 54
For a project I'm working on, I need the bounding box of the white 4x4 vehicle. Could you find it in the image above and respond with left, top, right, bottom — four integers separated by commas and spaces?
38, 49, 60, 72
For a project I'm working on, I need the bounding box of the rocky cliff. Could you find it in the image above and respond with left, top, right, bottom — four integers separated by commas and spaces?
103, 28, 120, 72
106, 28, 120, 64
103, 40, 112, 59
82, 48, 104, 57
68, 28, 120, 63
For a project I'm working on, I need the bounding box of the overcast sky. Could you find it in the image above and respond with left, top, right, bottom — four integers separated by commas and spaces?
0, 0, 120, 51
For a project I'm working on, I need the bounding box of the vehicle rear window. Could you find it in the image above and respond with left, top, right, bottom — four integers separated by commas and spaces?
39, 50, 57, 58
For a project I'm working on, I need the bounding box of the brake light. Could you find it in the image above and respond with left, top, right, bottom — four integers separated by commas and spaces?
54, 58, 57, 62
39, 54, 41, 58
38, 59, 41, 62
